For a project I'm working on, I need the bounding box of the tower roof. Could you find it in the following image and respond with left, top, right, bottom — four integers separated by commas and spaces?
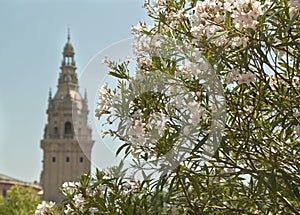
52, 28, 83, 111
63, 28, 74, 56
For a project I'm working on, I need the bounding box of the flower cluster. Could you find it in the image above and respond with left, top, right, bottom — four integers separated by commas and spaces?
62, 180, 104, 214
62, 181, 81, 195
152, 0, 167, 13
226, 70, 255, 85
127, 111, 171, 158
34, 201, 55, 215
190, 0, 263, 47
62, 180, 100, 214
131, 22, 155, 57
177, 59, 208, 80
98, 69, 209, 161
59, 169, 144, 214
230, 0, 263, 30
187, 101, 204, 124
95, 83, 118, 119
98, 29, 225, 164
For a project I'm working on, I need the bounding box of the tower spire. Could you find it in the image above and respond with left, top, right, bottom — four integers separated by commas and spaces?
59, 27, 77, 88
67, 27, 70, 42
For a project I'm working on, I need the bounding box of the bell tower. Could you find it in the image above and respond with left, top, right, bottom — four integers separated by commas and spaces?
40, 30, 94, 202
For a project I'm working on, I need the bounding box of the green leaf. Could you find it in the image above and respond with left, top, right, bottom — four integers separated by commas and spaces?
116, 143, 130, 156
109, 71, 128, 79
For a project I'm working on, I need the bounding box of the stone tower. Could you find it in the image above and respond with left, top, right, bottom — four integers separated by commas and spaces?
40, 31, 94, 202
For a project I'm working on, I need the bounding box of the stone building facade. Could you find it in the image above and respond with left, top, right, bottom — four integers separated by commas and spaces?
0, 173, 42, 199
40, 32, 94, 202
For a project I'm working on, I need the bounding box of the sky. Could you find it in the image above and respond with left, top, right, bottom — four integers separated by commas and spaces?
0, 0, 150, 183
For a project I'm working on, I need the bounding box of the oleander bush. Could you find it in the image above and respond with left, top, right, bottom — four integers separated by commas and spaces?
35, 0, 300, 214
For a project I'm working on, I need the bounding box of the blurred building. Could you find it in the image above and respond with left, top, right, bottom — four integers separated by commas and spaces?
40, 30, 94, 202
0, 173, 42, 198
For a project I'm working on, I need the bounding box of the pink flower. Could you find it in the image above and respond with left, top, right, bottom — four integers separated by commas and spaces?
226, 74, 235, 84
214, 34, 228, 47
187, 101, 204, 124
231, 36, 249, 48
128, 120, 146, 136
238, 72, 255, 85
226, 69, 239, 84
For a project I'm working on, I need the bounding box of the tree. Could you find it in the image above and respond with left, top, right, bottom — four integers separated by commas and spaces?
37, 0, 300, 214
0, 185, 41, 215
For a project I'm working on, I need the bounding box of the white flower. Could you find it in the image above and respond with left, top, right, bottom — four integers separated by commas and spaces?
293, 112, 300, 118
73, 193, 86, 209
132, 34, 152, 56
34, 201, 55, 215
89, 207, 99, 214
64, 204, 74, 215
205, 25, 218, 38
96, 83, 117, 117
224, 2, 233, 12
137, 57, 152, 69
153, 0, 166, 12
101, 56, 115, 68
131, 22, 146, 34
62, 181, 81, 195
190, 26, 205, 39
132, 146, 143, 158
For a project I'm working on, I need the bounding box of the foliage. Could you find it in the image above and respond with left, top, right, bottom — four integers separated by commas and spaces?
0, 185, 41, 215
37, 0, 300, 214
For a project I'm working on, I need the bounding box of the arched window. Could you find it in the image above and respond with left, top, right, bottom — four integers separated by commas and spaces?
64, 121, 72, 135
54, 127, 58, 134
